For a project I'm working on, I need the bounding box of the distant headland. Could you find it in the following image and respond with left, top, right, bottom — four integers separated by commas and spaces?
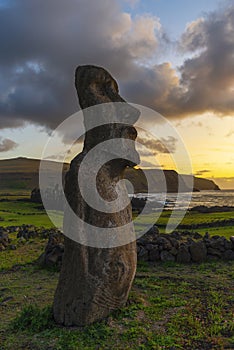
0, 157, 220, 193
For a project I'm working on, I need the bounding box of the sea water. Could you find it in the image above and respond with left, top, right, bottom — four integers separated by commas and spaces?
130, 190, 234, 210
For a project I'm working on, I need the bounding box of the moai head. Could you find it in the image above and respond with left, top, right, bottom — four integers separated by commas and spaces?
75, 65, 140, 171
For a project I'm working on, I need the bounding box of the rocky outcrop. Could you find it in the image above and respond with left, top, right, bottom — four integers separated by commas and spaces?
53, 66, 140, 326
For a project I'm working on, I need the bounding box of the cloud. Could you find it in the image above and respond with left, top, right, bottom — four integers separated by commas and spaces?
226, 130, 234, 137
123, 4, 234, 119
194, 169, 211, 176
139, 159, 162, 168
123, 0, 140, 9
175, 5, 234, 117
0, 0, 164, 130
0, 138, 18, 152
137, 134, 178, 155
0, 0, 234, 133
179, 18, 206, 53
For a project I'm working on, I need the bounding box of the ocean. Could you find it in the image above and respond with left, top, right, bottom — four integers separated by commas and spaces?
130, 190, 234, 210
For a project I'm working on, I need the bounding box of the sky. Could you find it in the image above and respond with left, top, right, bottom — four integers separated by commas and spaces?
0, 0, 233, 188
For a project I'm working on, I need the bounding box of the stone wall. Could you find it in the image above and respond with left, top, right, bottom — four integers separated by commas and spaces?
137, 226, 234, 263
1, 225, 234, 265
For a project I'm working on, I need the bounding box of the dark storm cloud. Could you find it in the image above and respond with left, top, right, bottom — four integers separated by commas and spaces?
0, 137, 18, 152
175, 5, 234, 117
0, 0, 234, 131
0, 0, 166, 130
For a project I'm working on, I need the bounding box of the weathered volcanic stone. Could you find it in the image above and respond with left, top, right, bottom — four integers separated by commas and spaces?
189, 241, 207, 263
176, 245, 191, 263
223, 250, 234, 260
160, 250, 175, 262
53, 65, 140, 326
38, 233, 64, 268
0, 231, 10, 251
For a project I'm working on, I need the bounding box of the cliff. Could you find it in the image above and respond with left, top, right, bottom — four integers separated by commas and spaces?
124, 168, 191, 193
181, 174, 220, 191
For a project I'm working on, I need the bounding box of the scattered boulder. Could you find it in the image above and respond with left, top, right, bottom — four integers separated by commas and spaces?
0, 231, 10, 251
38, 233, 64, 268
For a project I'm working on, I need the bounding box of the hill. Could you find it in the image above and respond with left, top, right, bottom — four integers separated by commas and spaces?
0, 157, 220, 193
0, 157, 69, 192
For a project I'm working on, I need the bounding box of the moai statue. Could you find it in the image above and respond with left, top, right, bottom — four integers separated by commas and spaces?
53, 65, 140, 326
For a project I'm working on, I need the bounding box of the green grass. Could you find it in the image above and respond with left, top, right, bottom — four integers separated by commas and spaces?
0, 196, 234, 349
0, 200, 59, 228
0, 237, 47, 270
1, 199, 234, 238
195, 226, 234, 236
0, 261, 233, 349
0, 188, 30, 200
134, 210, 234, 239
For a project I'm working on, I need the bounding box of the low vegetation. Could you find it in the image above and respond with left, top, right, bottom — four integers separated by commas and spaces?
134, 210, 234, 239
0, 196, 233, 349
0, 261, 233, 349
1, 199, 234, 237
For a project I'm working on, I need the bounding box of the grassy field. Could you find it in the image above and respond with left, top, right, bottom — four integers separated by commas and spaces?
0, 259, 233, 349
134, 210, 234, 239
0, 200, 58, 228
0, 196, 234, 349
0, 198, 234, 238
0, 189, 31, 201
